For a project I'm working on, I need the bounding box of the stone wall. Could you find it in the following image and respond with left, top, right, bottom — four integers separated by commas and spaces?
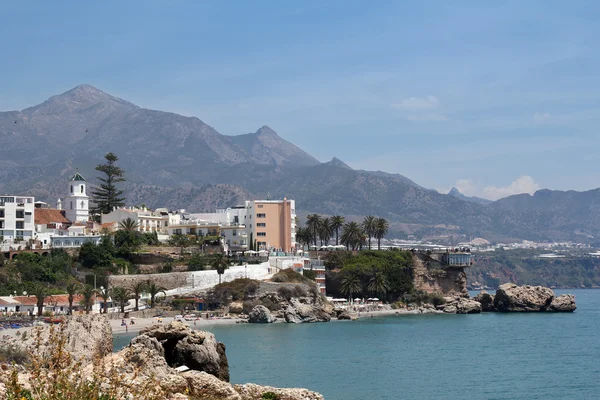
109, 271, 192, 291
412, 253, 469, 297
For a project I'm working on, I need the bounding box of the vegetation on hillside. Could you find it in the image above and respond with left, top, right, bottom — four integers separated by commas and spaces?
468, 248, 600, 288
323, 250, 414, 302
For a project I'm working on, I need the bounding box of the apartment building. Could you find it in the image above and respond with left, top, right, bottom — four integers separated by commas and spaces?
245, 199, 296, 252
0, 195, 35, 247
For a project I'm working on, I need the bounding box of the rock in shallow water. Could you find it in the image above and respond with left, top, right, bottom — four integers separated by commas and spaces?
248, 305, 275, 323
474, 290, 496, 312
547, 294, 577, 312
439, 297, 481, 314
494, 283, 555, 312
284, 298, 331, 323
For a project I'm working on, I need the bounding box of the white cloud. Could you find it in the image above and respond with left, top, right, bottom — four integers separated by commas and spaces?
533, 112, 551, 124
391, 96, 439, 110
441, 176, 541, 201
406, 113, 448, 122
483, 176, 541, 200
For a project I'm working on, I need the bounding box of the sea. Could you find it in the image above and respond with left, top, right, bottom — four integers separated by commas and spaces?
114, 289, 600, 400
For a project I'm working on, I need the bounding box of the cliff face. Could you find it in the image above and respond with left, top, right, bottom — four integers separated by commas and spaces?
412, 253, 469, 297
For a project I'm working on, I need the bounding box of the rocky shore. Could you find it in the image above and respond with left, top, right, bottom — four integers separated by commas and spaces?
0, 317, 324, 400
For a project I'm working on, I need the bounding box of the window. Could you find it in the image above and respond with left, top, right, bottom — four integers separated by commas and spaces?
257, 223, 266, 227
0, 210, 4, 218
16, 221, 24, 229
257, 232, 266, 237
257, 213, 266, 218
258, 205, 264, 208
232, 230, 237, 236
70, 185, 73, 193
258, 241, 266, 246
80, 185, 84, 193
16, 210, 24, 219
70, 201, 73, 210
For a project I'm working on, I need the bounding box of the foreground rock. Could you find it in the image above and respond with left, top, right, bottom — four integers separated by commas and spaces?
547, 294, 577, 312
1, 320, 323, 400
439, 297, 482, 314
140, 321, 230, 381
248, 305, 276, 323
284, 298, 332, 323
494, 283, 555, 312
474, 290, 496, 312
20, 314, 113, 363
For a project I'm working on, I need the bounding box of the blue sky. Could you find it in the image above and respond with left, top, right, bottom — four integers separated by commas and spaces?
1, 1, 599, 199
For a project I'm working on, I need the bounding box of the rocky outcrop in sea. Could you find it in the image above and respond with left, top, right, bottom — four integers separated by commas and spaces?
248, 305, 276, 323
477, 283, 577, 312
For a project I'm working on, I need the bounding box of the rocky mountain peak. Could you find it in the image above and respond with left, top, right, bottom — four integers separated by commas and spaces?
449, 187, 461, 196
255, 125, 279, 137
26, 84, 136, 114
326, 157, 352, 170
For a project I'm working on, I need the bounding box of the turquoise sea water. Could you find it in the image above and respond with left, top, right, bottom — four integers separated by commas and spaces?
114, 289, 600, 400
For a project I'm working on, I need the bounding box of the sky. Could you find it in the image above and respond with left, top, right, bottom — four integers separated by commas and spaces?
1, 1, 599, 200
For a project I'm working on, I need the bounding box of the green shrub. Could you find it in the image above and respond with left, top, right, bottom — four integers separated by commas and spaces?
0, 343, 29, 364
293, 285, 307, 298
260, 297, 281, 311
277, 286, 293, 300
428, 292, 447, 306
262, 392, 281, 400
272, 269, 313, 284
242, 300, 260, 314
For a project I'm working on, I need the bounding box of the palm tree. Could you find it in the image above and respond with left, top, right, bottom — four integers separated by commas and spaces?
341, 272, 362, 302
368, 271, 390, 298
130, 281, 147, 311
79, 285, 96, 314
32, 284, 50, 317
65, 281, 81, 315
341, 221, 363, 250
295, 227, 312, 251
306, 214, 322, 247
146, 281, 167, 308
111, 287, 131, 313
374, 218, 389, 250
211, 254, 230, 284
119, 217, 139, 232
97, 287, 111, 314
331, 215, 345, 246
319, 217, 334, 246
362, 216, 377, 250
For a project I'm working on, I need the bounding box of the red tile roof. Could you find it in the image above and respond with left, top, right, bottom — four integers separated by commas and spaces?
35, 209, 71, 225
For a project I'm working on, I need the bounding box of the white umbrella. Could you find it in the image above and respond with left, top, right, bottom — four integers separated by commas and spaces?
371, 297, 379, 301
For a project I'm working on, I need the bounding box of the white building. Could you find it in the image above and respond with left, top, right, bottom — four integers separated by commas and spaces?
0, 195, 35, 249
62, 173, 89, 223
101, 206, 182, 241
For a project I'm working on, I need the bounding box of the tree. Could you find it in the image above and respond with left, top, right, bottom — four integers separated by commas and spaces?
111, 287, 131, 313
169, 234, 191, 254
295, 227, 312, 251
374, 218, 389, 250
147, 281, 167, 308
130, 281, 147, 311
340, 272, 362, 301
65, 282, 81, 315
211, 254, 230, 284
306, 214, 322, 247
119, 217, 139, 232
32, 284, 50, 317
319, 217, 334, 246
368, 270, 390, 298
97, 287, 111, 314
80, 285, 96, 314
90, 152, 126, 218
341, 222, 363, 250
362, 216, 377, 250
331, 215, 345, 246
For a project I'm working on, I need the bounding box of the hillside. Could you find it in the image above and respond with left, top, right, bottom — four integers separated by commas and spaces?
1, 84, 600, 243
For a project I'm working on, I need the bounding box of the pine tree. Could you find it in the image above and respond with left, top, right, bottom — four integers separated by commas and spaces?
91, 152, 126, 219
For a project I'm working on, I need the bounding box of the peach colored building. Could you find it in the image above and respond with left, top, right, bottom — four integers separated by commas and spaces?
246, 199, 296, 252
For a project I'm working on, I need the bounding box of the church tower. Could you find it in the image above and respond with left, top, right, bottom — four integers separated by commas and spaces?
64, 172, 89, 223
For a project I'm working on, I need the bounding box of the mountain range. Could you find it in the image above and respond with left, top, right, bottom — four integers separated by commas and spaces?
2, 85, 599, 244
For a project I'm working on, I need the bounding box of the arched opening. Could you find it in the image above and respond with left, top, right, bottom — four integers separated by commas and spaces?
70, 185, 73, 193
81, 185, 84, 193
42, 251, 49, 257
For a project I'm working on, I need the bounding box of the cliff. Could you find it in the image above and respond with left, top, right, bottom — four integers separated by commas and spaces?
412, 252, 469, 297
